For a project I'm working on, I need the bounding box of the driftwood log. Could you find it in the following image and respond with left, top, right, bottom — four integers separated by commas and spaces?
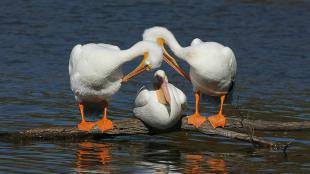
1, 116, 309, 150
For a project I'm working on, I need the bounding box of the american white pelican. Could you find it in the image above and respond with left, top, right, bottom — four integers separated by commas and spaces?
133, 70, 187, 129
69, 41, 163, 132
143, 26, 237, 128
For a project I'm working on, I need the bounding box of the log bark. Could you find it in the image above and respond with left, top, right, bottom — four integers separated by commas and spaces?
225, 118, 310, 131
1, 116, 309, 149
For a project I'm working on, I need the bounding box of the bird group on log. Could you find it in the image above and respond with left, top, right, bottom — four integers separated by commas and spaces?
69, 26, 237, 132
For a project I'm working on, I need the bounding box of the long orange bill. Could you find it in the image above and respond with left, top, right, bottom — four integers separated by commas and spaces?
122, 53, 149, 83
163, 49, 191, 81
161, 78, 171, 104
157, 38, 190, 81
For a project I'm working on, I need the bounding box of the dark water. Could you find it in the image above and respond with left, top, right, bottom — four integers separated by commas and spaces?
0, 0, 309, 173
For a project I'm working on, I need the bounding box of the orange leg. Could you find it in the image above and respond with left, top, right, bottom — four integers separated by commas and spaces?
187, 91, 207, 128
96, 101, 113, 132
77, 103, 95, 131
208, 95, 226, 128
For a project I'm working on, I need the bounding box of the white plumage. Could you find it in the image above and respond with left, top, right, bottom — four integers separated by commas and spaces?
133, 70, 187, 130
69, 41, 163, 103
143, 27, 237, 96
69, 43, 122, 103
143, 26, 237, 128
187, 40, 237, 96
69, 41, 163, 132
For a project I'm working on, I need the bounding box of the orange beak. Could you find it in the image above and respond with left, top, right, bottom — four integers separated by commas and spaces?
122, 52, 150, 83
157, 38, 191, 81
161, 78, 171, 104
155, 74, 171, 105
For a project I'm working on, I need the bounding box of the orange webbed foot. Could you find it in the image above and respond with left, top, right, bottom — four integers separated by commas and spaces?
96, 118, 113, 132
78, 121, 96, 131
187, 113, 207, 128
208, 114, 226, 128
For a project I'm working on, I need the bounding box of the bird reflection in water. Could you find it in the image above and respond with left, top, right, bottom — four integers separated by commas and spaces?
74, 141, 227, 173
185, 154, 227, 174
207, 159, 227, 174
76, 142, 112, 173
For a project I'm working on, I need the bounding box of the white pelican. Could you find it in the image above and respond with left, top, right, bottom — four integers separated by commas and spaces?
133, 70, 187, 129
69, 41, 163, 132
143, 26, 237, 128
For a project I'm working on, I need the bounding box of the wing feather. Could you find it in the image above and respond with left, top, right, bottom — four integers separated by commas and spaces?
134, 86, 150, 108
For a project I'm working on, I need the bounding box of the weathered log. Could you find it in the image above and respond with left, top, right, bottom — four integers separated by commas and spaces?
225, 118, 310, 131
181, 118, 288, 148
1, 116, 308, 149
0, 118, 150, 142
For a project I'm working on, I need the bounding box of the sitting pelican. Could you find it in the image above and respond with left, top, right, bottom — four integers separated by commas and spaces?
69, 41, 163, 132
133, 70, 187, 129
143, 26, 237, 128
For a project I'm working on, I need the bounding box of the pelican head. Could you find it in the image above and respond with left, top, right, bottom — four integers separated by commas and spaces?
154, 70, 168, 83
122, 41, 163, 82
143, 26, 191, 81
154, 70, 171, 104
145, 41, 163, 70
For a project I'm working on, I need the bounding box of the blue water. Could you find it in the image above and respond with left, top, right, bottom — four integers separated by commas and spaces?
0, 0, 309, 173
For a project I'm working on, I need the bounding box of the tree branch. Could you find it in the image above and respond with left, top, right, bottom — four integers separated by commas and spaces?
1, 116, 309, 149
226, 118, 310, 131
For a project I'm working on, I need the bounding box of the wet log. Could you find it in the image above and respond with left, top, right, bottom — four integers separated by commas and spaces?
225, 118, 310, 131
0, 118, 149, 142
1, 116, 309, 149
181, 118, 281, 148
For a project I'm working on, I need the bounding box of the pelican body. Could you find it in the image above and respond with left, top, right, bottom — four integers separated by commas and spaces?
69, 41, 163, 132
187, 40, 236, 96
143, 26, 237, 128
70, 43, 123, 104
133, 70, 186, 129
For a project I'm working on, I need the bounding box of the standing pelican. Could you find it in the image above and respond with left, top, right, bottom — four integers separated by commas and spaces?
69, 41, 163, 132
133, 70, 187, 129
143, 26, 237, 128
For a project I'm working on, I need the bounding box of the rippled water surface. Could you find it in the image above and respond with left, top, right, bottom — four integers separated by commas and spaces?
0, 0, 309, 173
